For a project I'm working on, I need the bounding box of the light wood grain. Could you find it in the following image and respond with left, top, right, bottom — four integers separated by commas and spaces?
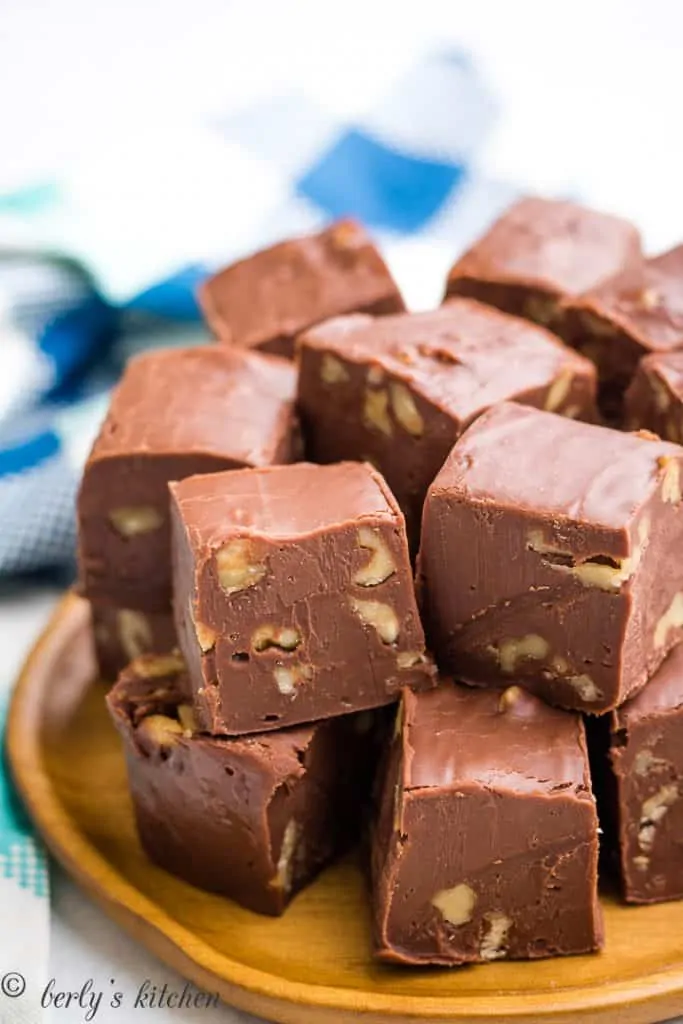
7, 591, 683, 1024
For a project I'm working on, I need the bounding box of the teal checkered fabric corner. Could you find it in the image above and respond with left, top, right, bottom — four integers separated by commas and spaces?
0, 702, 48, 899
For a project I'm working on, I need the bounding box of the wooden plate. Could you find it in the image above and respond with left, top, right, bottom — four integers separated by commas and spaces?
8, 592, 683, 1024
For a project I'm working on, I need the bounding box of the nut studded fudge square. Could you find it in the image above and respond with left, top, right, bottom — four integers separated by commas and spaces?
170, 461, 433, 735
297, 299, 596, 543
418, 401, 683, 713
563, 246, 683, 421
78, 345, 298, 611
107, 655, 384, 916
372, 684, 602, 965
90, 601, 177, 681
625, 351, 683, 442
444, 196, 641, 334
588, 643, 683, 904
198, 219, 405, 358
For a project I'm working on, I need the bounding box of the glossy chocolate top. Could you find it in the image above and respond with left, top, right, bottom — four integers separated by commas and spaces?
299, 299, 593, 422
108, 655, 316, 781
403, 683, 590, 796
198, 219, 404, 350
571, 245, 683, 351
170, 461, 400, 544
616, 643, 683, 727
90, 345, 296, 465
433, 401, 681, 531
446, 197, 641, 296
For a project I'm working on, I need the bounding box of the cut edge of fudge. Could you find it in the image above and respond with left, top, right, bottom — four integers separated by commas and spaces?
107, 653, 385, 915
169, 460, 408, 546
624, 350, 683, 443
588, 642, 683, 905
444, 197, 641, 311
87, 343, 299, 465
198, 218, 405, 356
90, 600, 178, 682
77, 344, 299, 611
296, 300, 598, 546
417, 402, 683, 713
560, 247, 683, 421
372, 683, 602, 966
170, 460, 433, 735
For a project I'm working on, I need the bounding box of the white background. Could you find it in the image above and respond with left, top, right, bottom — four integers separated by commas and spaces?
2, 1, 683, 1020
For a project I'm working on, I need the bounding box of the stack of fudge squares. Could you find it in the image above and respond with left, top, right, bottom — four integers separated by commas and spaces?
76, 203, 683, 966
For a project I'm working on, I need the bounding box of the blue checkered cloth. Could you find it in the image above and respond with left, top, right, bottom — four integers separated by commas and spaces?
0, 49, 514, 577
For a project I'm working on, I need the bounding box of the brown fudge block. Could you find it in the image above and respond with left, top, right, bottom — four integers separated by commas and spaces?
90, 601, 177, 681
198, 219, 405, 358
625, 351, 683, 442
418, 401, 683, 713
78, 345, 298, 611
588, 643, 683, 904
107, 655, 384, 916
444, 196, 641, 335
562, 246, 683, 421
372, 683, 602, 965
297, 299, 597, 543
170, 461, 433, 735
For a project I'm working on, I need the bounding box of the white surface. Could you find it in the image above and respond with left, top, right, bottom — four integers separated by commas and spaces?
3, 0, 683, 1020
51, 870, 257, 1023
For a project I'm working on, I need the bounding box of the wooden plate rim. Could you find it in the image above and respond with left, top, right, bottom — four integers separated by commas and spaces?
7, 592, 683, 1022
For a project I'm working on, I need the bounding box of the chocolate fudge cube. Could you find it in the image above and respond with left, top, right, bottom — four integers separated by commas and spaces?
588, 643, 683, 904
170, 461, 433, 735
444, 197, 641, 334
625, 351, 683, 442
372, 684, 602, 965
107, 655, 383, 915
297, 299, 597, 543
78, 345, 298, 611
90, 601, 177, 681
418, 401, 683, 712
563, 246, 683, 421
198, 219, 405, 358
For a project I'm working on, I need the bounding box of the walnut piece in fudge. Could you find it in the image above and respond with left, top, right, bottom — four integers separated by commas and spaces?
588, 644, 683, 904
625, 351, 683, 444
78, 345, 298, 612
90, 601, 178, 681
418, 402, 683, 713
372, 684, 602, 965
444, 196, 641, 334
563, 246, 683, 421
198, 219, 404, 358
170, 461, 433, 735
107, 655, 384, 915
297, 299, 596, 544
